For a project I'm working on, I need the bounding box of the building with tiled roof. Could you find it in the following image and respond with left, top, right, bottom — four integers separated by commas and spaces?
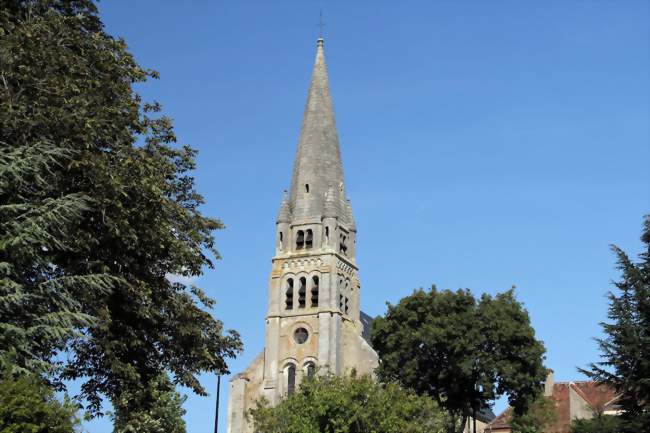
485, 372, 621, 433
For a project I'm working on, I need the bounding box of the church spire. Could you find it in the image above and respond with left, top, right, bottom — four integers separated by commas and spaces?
288, 38, 346, 222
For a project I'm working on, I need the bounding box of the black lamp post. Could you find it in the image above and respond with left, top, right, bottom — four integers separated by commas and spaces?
473, 377, 479, 433
214, 375, 221, 433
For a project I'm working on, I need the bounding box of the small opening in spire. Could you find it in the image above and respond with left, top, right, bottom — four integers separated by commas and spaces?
305, 184, 310, 193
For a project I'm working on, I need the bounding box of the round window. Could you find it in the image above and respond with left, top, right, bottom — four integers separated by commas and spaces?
293, 327, 309, 344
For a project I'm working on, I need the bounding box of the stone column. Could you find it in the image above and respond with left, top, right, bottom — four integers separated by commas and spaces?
227, 377, 247, 433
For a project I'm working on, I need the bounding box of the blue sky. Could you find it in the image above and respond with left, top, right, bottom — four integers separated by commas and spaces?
81, 1, 650, 432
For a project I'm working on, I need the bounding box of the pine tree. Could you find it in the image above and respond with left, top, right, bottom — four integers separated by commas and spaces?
0, 365, 81, 433
0, 141, 116, 376
580, 216, 650, 429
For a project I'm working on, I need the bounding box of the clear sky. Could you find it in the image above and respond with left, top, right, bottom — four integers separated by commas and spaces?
82, 1, 650, 432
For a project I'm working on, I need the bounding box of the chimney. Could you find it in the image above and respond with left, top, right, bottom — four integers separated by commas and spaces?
544, 370, 554, 397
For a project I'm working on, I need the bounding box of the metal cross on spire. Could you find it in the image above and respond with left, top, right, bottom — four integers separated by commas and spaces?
318, 11, 325, 39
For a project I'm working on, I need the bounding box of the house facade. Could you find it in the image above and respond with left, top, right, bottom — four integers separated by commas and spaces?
486, 372, 620, 433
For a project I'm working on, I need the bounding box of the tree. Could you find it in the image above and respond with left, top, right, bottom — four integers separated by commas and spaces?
0, 143, 115, 376
579, 216, 650, 430
510, 396, 557, 433
371, 287, 546, 433
570, 415, 624, 433
1, 0, 242, 420
249, 373, 448, 433
0, 365, 81, 433
110, 374, 186, 433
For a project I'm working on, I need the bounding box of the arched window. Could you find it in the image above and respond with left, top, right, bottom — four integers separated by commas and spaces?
287, 364, 296, 395
325, 226, 330, 244
344, 297, 349, 314
278, 231, 284, 248
339, 234, 348, 255
298, 277, 306, 308
296, 230, 305, 249
285, 279, 294, 310
337, 274, 344, 311
304, 361, 316, 380
305, 229, 313, 249
310, 276, 319, 307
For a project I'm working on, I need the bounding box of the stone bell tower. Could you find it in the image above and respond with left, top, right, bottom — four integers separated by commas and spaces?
227, 38, 378, 433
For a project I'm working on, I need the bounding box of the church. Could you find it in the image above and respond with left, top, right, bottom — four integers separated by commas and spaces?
226, 37, 379, 433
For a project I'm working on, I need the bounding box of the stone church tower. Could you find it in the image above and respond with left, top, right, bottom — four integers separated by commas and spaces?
226, 38, 378, 433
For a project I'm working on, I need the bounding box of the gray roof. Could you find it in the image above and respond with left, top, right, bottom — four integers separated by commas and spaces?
476, 407, 496, 423
283, 39, 354, 226
277, 191, 291, 223
360, 311, 374, 345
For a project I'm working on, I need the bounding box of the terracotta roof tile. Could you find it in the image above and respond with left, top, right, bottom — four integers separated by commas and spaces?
571, 382, 619, 413
486, 381, 619, 433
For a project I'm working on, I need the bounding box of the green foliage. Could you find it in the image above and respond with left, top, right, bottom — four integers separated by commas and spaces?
0, 141, 117, 376
371, 287, 546, 433
110, 374, 186, 433
570, 415, 625, 433
0, 366, 80, 433
1, 0, 242, 420
579, 216, 650, 429
250, 374, 448, 433
510, 396, 557, 433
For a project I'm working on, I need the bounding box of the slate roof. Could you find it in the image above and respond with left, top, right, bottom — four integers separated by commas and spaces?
476, 407, 497, 423
359, 311, 374, 345
284, 38, 354, 226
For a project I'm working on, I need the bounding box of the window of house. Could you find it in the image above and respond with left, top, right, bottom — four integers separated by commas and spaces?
285, 279, 294, 310
298, 277, 306, 308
